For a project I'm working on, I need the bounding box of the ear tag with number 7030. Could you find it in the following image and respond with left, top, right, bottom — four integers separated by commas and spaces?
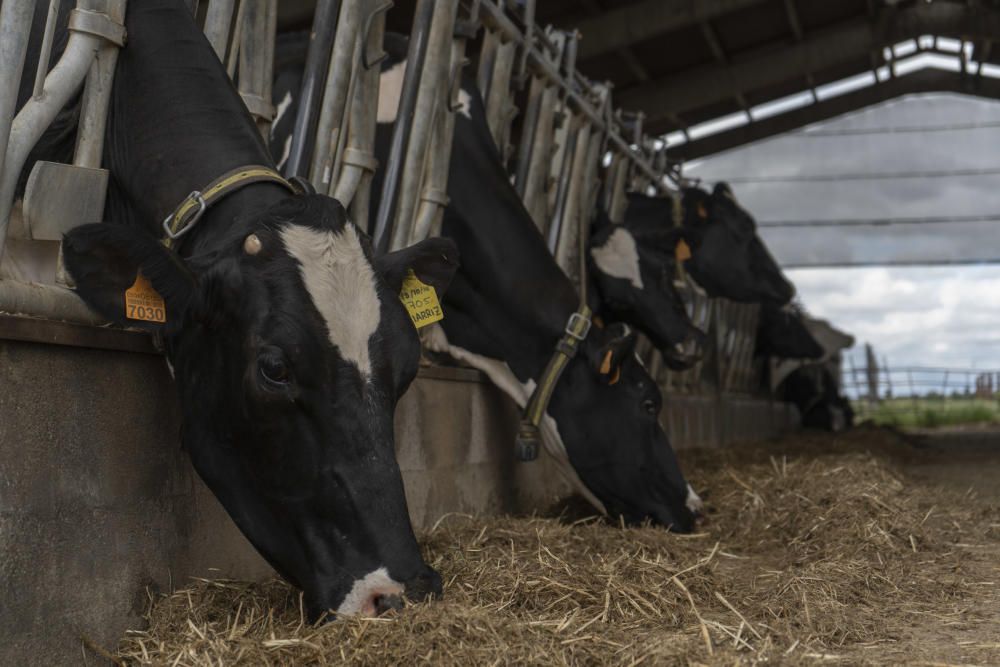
125, 272, 167, 323
399, 270, 443, 329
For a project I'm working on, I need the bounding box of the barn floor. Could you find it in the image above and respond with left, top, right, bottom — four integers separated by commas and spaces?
108, 426, 1000, 666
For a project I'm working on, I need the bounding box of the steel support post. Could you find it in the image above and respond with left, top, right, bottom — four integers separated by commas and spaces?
484, 38, 516, 157
0, 0, 35, 205
203, 0, 236, 61
521, 83, 557, 230
388, 0, 459, 251
371, 0, 434, 253
238, 0, 278, 137
283, 0, 340, 180
309, 0, 366, 189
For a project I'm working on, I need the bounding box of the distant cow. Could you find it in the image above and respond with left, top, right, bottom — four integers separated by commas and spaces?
268, 36, 701, 529
22, 1, 457, 620
676, 184, 795, 305
756, 302, 824, 360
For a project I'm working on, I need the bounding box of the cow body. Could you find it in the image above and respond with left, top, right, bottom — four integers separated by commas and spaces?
22, 1, 458, 619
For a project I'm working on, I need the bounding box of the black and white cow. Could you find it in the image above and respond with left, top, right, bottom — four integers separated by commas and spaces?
269, 36, 702, 529
676, 184, 795, 305
587, 207, 706, 370
22, 1, 458, 620
755, 302, 824, 360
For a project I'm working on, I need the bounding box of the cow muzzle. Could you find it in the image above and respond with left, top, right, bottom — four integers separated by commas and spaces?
661, 328, 707, 371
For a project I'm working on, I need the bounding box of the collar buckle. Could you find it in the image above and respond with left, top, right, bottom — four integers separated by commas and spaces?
564, 311, 592, 341
163, 190, 207, 240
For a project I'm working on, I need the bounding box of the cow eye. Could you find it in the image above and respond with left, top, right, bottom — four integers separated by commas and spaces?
258, 349, 291, 386
642, 399, 657, 415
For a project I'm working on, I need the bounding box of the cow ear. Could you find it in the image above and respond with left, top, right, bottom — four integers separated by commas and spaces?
591, 323, 638, 385
375, 237, 460, 295
62, 223, 197, 333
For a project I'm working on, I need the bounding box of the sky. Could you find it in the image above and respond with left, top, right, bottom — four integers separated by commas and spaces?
684, 93, 1000, 372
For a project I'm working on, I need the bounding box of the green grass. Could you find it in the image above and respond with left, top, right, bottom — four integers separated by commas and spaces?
857, 398, 1000, 429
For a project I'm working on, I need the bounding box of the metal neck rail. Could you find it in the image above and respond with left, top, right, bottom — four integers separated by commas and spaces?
473, 0, 679, 195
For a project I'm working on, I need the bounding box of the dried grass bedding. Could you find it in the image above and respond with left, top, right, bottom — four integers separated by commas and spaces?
113, 427, 1000, 666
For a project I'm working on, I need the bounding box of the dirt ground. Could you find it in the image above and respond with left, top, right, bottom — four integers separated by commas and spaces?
111, 426, 1000, 666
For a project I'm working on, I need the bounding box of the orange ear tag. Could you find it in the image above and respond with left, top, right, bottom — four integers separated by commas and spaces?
696, 202, 708, 219
675, 238, 692, 263
609, 366, 621, 385
125, 272, 167, 323
599, 349, 614, 375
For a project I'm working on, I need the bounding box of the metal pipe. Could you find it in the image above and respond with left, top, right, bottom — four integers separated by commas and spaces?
225, 0, 247, 79
371, 0, 434, 254
309, 0, 365, 188
342, 2, 387, 226
410, 38, 467, 244
0, 28, 104, 259
32, 0, 61, 100
0, 0, 34, 198
522, 83, 557, 228
546, 113, 579, 254
0, 279, 106, 325
476, 0, 672, 193
283, 0, 341, 180
513, 74, 542, 197
74, 0, 127, 169
484, 38, 516, 155
387, 0, 458, 251
237, 0, 277, 137
203, 0, 236, 61
476, 28, 499, 104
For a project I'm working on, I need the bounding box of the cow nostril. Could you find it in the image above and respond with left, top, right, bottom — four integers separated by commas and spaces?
373, 593, 404, 616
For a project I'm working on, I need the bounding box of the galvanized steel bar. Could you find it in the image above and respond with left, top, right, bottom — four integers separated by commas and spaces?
32, 0, 61, 100
0, 12, 108, 259
475, 0, 672, 193
309, 0, 365, 188
484, 38, 516, 157
388, 0, 459, 251
73, 0, 127, 169
237, 0, 278, 137
203, 0, 236, 61
513, 74, 542, 198
371, 0, 434, 254
0, 0, 34, 200
521, 83, 557, 229
283, 0, 341, 180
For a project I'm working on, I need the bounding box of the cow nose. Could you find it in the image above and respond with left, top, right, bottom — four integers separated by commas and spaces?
404, 566, 444, 603
373, 593, 404, 616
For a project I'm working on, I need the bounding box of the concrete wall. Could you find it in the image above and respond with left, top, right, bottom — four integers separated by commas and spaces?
0, 315, 794, 665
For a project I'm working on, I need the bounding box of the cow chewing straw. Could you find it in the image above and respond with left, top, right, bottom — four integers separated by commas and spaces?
113, 427, 1000, 666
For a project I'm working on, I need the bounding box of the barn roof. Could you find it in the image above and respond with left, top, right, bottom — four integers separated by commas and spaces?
535, 0, 1000, 159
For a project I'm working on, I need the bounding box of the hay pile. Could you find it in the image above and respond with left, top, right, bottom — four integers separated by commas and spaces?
114, 428, 1000, 665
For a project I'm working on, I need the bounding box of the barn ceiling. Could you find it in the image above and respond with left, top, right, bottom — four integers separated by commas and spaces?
277, 0, 1000, 159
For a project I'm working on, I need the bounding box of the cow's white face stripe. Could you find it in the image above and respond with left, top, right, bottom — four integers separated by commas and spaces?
336, 567, 404, 616
377, 60, 407, 123
591, 227, 644, 289
276, 135, 292, 171
280, 224, 381, 380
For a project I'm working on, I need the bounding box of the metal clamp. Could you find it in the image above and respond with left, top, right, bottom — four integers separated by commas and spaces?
162, 191, 206, 240
362, 0, 395, 70
68, 8, 126, 47
240, 93, 276, 122
565, 311, 591, 341
342, 147, 379, 173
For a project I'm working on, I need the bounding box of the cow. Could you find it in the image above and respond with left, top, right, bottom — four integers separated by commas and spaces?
267, 35, 702, 529
755, 302, 824, 360
18, 1, 458, 620
270, 31, 706, 372
674, 184, 795, 305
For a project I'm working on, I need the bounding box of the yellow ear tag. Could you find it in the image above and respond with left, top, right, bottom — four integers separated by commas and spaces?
399, 270, 443, 329
599, 349, 614, 375
124, 272, 167, 323
675, 238, 692, 263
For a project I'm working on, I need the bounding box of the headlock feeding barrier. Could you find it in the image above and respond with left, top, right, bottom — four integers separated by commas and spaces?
0, 3, 801, 662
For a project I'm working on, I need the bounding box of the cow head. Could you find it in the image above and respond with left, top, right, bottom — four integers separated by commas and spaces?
548, 322, 701, 531
63, 194, 458, 620
681, 183, 794, 305
589, 202, 706, 370
756, 302, 824, 359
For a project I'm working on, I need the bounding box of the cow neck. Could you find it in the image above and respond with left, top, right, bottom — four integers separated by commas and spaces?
444, 115, 584, 384
105, 0, 282, 250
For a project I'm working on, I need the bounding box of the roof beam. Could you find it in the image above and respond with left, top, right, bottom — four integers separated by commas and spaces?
575, 0, 769, 61
663, 69, 1000, 159
620, 2, 1000, 124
